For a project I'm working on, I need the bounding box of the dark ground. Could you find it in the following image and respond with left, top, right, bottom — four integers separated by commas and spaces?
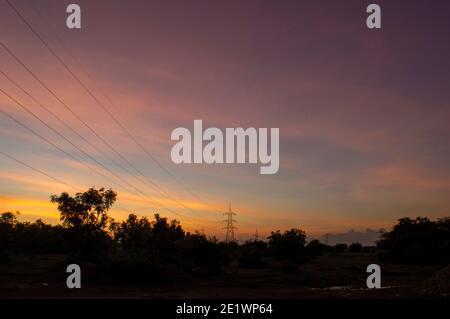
0, 253, 447, 299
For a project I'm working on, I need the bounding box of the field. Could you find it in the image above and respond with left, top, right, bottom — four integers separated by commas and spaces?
0, 253, 447, 299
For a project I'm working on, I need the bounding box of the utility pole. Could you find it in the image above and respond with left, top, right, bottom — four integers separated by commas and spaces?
223, 203, 237, 243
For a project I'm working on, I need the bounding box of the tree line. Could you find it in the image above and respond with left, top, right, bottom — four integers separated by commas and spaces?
1, 188, 449, 281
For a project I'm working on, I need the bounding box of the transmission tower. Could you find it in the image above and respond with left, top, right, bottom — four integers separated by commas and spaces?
254, 229, 259, 242
324, 233, 330, 245
223, 203, 237, 243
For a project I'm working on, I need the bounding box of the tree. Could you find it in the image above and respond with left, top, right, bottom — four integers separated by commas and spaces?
334, 243, 348, 253
349, 242, 362, 253
306, 239, 329, 256
111, 214, 153, 252
183, 232, 225, 274
267, 228, 306, 261
111, 213, 185, 263
377, 217, 450, 264
0, 212, 20, 262
51, 187, 116, 231
50, 188, 117, 260
0, 211, 19, 225
151, 213, 184, 241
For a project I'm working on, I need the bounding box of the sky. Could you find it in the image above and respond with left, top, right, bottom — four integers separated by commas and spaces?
1, 0, 450, 243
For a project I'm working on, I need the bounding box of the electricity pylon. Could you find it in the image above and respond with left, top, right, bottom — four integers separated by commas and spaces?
223, 203, 237, 243
324, 233, 330, 245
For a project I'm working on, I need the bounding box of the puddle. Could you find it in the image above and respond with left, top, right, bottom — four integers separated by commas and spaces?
309, 286, 400, 291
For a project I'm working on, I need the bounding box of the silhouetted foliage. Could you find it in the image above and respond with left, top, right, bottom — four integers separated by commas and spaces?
244, 240, 268, 251
111, 213, 186, 268
50, 188, 117, 261
182, 232, 225, 275
349, 242, 362, 253
51, 187, 116, 230
0, 211, 18, 225
334, 243, 348, 253
238, 240, 268, 268
0, 212, 65, 257
377, 217, 450, 264
306, 239, 329, 256
111, 214, 153, 253
268, 228, 306, 262
3, 187, 449, 286
0, 212, 18, 262
109, 213, 227, 276
13, 219, 65, 253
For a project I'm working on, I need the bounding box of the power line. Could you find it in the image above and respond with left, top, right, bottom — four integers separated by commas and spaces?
0, 69, 195, 214
9, 0, 218, 211
0, 88, 220, 226
0, 40, 195, 216
0, 151, 216, 229
0, 150, 134, 215
0, 69, 134, 173
0, 90, 185, 217
0, 151, 80, 193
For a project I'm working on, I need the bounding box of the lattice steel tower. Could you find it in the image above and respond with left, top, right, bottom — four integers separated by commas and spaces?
324, 233, 330, 245
223, 203, 237, 243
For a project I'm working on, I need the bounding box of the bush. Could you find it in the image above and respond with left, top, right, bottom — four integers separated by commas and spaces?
306, 239, 329, 256
0, 212, 15, 258
377, 217, 450, 264
349, 242, 362, 253
112, 213, 187, 268
182, 233, 225, 275
61, 226, 114, 262
0, 213, 65, 255
334, 243, 348, 253
268, 228, 306, 262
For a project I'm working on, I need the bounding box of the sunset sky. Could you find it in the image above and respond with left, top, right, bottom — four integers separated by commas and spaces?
1, 0, 449, 241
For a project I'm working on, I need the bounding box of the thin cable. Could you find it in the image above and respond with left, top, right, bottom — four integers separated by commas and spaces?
0, 150, 80, 192
0, 69, 193, 213
0, 150, 134, 214
0, 93, 184, 217
9, 0, 218, 211
0, 40, 196, 215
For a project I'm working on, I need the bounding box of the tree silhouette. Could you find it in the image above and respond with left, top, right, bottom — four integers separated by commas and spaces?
268, 228, 306, 261
51, 187, 116, 230
0, 211, 19, 225
111, 214, 152, 251
306, 239, 329, 256
378, 217, 450, 264
0, 211, 19, 262
50, 187, 117, 260
349, 242, 362, 253
334, 243, 348, 253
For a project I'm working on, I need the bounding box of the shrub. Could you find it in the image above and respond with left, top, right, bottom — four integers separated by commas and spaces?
182, 232, 225, 275
268, 228, 306, 262
377, 217, 450, 264
349, 242, 362, 253
306, 239, 329, 256
334, 243, 348, 253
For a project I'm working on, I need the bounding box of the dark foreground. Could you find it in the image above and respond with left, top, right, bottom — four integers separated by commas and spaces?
1, 253, 448, 299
